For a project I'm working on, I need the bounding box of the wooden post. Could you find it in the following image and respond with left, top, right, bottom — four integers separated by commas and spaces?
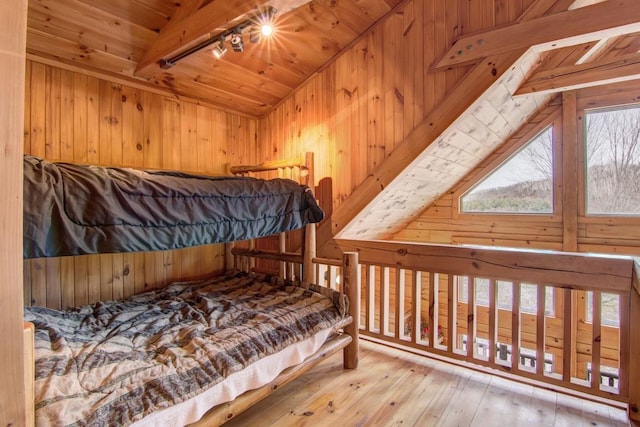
0, 0, 27, 425
224, 242, 235, 272
302, 152, 316, 283
24, 322, 34, 427
279, 232, 287, 278
562, 90, 578, 252
343, 252, 359, 369
302, 224, 316, 283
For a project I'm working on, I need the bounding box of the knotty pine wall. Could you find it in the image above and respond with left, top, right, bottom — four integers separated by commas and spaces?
23, 60, 258, 309
249, 0, 638, 379
256, 0, 537, 257
395, 79, 640, 256
391, 80, 640, 378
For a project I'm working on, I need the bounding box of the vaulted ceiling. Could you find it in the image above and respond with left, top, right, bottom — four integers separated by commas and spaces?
25, 0, 640, 243
330, 0, 640, 241
26, 0, 403, 117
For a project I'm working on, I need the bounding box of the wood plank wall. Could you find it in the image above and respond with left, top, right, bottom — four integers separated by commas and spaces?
257, 0, 536, 252
1, 0, 28, 425
395, 79, 640, 256
392, 80, 640, 380
23, 59, 258, 309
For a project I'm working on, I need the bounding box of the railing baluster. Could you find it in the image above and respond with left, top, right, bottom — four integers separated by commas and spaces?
447, 275, 455, 353
536, 284, 546, 376
591, 291, 602, 391
396, 269, 405, 340
412, 270, 421, 344
488, 278, 496, 365
316, 264, 326, 287
366, 265, 375, 333
381, 267, 389, 336
563, 288, 573, 382
429, 272, 436, 348
512, 281, 521, 374
467, 276, 475, 359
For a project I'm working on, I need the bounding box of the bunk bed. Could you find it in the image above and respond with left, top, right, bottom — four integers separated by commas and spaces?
22, 154, 359, 427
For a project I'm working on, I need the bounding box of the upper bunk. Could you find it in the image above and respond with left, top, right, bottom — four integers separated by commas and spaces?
23, 155, 324, 258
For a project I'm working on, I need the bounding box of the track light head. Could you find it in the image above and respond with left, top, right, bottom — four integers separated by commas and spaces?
212, 39, 227, 59
230, 32, 244, 52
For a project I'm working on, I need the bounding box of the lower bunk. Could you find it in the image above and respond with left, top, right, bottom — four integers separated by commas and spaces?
24, 252, 359, 427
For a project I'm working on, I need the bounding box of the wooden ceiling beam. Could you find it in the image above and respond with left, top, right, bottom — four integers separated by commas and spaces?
516, 52, 640, 95
435, 0, 640, 69
135, 0, 270, 78
169, 0, 208, 24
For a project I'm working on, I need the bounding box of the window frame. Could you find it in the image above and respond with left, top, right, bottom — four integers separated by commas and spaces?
453, 113, 562, 222
580, 103, 640, 218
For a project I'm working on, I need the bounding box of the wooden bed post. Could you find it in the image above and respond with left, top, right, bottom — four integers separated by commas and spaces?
302, 152, 316, 283
224, 242, 235, 272
303, 224, 316, 283
343, 251, 359, 369
24, 322, 34, 427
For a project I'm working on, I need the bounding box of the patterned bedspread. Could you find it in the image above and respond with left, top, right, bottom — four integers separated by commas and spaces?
24, 272, 348, 427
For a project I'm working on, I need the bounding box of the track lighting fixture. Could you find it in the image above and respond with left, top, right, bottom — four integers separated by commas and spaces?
230, 31, 244, 53
159, 7, 278, 68
212, 38, 228, 59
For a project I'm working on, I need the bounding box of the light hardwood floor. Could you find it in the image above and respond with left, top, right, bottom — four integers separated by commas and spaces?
223, 339, 631, 427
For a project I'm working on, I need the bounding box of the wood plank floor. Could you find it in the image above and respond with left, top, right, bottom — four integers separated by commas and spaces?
223, 339, 632, 427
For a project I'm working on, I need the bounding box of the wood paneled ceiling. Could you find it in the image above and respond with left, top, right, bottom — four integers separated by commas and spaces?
24, 0, 640, 241
26, 0, 403, 117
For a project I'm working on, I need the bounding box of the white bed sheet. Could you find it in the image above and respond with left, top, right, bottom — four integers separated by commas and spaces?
131, 327, 334, 427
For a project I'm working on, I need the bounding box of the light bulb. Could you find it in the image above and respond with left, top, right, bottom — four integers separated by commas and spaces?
260, 23, 274, 37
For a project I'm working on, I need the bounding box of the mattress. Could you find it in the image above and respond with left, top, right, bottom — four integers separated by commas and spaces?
23, 155, 324, 258
133, 327, 334, 427
25, 272, 348, 426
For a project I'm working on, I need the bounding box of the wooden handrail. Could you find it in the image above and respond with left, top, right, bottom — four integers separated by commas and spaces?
337, 239, 634, 293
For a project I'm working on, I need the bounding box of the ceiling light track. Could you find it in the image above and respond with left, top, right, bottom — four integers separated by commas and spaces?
159, 7, 276, 69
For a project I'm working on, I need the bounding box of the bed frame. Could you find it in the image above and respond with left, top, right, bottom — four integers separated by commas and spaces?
22, 154, 359, 427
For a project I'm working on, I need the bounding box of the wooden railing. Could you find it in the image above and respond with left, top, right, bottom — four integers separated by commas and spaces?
337, 239, 640, 420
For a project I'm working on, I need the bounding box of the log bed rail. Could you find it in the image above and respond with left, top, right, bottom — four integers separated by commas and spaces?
337, 239, 640, 422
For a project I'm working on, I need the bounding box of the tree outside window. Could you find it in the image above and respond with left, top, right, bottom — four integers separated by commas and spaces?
460, 127, 553, 214
585, 105, 640, 215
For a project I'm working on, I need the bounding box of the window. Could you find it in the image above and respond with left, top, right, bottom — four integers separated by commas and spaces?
457, 277, 554, 315
585, 105, 640, 215
585, 292, 620, 327
460, 127, 553, 214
